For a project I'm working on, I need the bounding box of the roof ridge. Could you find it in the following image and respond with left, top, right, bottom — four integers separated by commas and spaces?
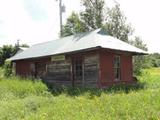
8, 28, 147, 61
32, 40, 54, 46
32, 29, 100, 47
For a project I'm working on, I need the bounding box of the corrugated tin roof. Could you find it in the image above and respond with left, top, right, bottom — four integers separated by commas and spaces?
9, 29, 147, 61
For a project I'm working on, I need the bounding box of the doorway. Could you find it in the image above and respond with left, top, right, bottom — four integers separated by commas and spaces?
72, 57, 83, 87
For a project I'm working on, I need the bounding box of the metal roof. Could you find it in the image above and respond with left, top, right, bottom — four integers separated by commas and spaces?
9, 29, 147, 61
19, 47, 28, 51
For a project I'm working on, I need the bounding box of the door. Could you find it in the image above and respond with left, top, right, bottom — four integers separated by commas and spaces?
35, 62, 46, 79
72, 57, 83, 87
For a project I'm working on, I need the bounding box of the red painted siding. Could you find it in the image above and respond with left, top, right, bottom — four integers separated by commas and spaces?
14, 48, 135, 87
99, 49, 134, 87
99, 50, 114, 87
121, 54, 133, 82
15, 57, 50, 78
16, 60, 31, 77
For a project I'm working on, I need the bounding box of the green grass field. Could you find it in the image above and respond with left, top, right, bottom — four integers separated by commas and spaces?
0, 68, 160, 120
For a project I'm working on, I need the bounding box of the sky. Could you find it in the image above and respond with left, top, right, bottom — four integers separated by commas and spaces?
0, 0, 160, 53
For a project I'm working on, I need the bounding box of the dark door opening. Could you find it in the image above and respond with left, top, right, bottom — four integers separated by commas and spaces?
72, 58, 83, 87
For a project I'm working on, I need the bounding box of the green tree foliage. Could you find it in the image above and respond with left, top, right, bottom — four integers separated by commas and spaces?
0, 43, 29, 66
80, 0, 104, 29
0, 45, 16, 66
104, 3, 133, 43
130, 37, 160, 75
147, 53, 160, 67
130, 36, 148, 51
0, 48, 2, 65
62, 12, 88, 37
130, 37, 148, 75
0, 43, 29, 76
62, 1, 133, 43
3, 60, 12, 77
62, 0, 105, 37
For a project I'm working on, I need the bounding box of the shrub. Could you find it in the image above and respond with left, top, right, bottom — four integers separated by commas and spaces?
0, 77, 49, 99
3, 60, 12, 77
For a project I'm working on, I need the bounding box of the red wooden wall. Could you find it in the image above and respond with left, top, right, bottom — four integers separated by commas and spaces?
16, 60, 31, 77
14, 48, 135, 87
99, 49, 134, 87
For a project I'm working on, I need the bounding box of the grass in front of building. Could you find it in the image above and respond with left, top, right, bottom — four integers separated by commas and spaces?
0, 68, 160, 120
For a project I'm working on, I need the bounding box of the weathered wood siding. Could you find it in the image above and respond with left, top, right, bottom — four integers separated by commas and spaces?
14, 49, 134, 88
45, 59, 71, 85
44, 53, 99, 87
35, 62, 46, 78
84, 54, 99, 87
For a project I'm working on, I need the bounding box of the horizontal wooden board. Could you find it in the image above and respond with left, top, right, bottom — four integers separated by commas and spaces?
83, 54, 99, 86
46, 60, 71, 82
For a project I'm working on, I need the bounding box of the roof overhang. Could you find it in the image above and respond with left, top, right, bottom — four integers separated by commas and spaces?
10, 46, 101, 62
10, 46, 148, 62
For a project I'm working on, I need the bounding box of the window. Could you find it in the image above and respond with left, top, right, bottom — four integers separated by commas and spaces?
114, 55, 121, 80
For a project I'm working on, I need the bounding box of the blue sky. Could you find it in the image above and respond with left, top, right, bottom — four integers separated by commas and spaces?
0, 0, 160, 53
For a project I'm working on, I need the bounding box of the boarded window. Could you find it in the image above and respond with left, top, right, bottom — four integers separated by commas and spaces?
84, 54, 99, 86
47, 61, 71, 81
36, 63, 46, 78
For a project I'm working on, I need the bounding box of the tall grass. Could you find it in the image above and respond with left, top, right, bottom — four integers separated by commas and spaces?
0, 77, 49, 100
0, 67, 4, 78
0, 68, 160, 120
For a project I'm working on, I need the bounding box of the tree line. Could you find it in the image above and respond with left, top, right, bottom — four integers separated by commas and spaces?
0, 44, 29, 66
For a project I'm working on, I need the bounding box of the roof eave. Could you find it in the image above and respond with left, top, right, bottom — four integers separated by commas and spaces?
10, 46, 102, 61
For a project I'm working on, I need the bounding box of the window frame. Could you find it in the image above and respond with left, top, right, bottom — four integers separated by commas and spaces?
113, 55, 121, 81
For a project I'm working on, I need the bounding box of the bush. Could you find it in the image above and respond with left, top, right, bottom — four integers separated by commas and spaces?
0, 77, 49, 99
3, 60, 12, 77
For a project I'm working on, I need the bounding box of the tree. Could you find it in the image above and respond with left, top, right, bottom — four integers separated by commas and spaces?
80, 0, 104, 29
147, 53, 160, 67
62, 0, 105, 37
0, 45, 16, 66
62, 1, 133, 43
3, 60, 12, 77
0, 48, 2, 65
61, 12, 88, 37
130, 36, 148, 75
131, 36, 147, 51
104, 3, 133, 43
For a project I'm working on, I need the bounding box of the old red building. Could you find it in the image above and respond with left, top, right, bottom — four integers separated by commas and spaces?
9, 29, 147, 88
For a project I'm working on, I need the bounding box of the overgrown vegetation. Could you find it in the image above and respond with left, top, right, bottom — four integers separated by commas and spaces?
0, 45, 16, 66
3, 61, 12, 77
0, 44, 29, 66
0, 67, 160, 119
